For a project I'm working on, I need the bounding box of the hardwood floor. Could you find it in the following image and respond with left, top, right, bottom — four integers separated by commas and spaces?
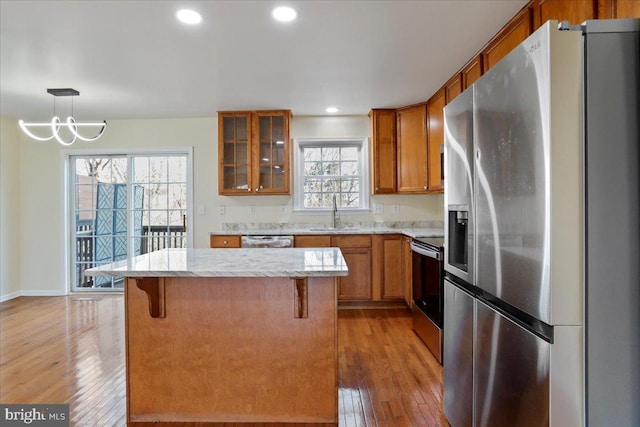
0, 296, 448, 427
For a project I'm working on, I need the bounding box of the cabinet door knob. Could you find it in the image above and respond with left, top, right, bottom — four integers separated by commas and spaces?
247, 188, 251, 192
223, 240, 228, 245
376, 187, 379, 191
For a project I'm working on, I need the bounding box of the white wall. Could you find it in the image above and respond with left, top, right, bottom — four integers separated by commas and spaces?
0, 118, 21, 300
7, 115, 443, 295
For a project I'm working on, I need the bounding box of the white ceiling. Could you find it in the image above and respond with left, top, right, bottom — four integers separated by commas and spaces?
0, 0, 528, 121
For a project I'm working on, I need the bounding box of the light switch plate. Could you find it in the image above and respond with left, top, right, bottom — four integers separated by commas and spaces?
392, 204, 400, 214
219, 206, 226, 215
199, 205, 205, 215
373, 203, 383, 214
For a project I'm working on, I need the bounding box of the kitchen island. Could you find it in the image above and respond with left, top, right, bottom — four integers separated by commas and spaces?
86, 248, 348, 425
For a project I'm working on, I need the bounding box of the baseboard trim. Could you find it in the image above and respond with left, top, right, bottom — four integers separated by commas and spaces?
0, 291, 21, 302
338, 300, 409, 310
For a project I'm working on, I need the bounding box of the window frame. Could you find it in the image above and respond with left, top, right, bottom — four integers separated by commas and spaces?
63, 147, 193, 293
293, 137, 370, 213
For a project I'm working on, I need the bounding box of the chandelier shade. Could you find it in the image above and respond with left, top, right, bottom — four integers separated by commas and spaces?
19, 88, 107, 145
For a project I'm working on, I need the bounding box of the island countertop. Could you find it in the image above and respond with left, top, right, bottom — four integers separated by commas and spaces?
85, 247, 349, 278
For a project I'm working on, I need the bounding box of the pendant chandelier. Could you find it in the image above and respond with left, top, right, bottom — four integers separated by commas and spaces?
19, 88, 107, 146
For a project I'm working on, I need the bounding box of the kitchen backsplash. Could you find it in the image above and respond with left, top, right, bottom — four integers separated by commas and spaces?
221, 220, 443, 232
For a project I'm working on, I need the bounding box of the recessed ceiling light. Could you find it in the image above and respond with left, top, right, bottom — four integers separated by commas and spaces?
176, 9, 202, 25
326, 107, 339, 114
272, 6, 298, 22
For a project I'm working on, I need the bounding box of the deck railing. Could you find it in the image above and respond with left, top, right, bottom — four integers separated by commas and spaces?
75, 225, 186, 288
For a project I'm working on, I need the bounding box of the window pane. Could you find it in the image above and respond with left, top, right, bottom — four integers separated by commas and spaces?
168, 184, 186, 210
304, 178, 322, 193
324, 162, 339, 175
304, 161, 322, 176
341, 179, 359, 192
169, 210, 183, 227
134, 157, 149, 184
342, 194, 359, 208
148, 184, 168, 209
340, 161, 359, 176
322, 179, 340, 193
150, 157, 168, 183
304, 193, 321, 208
304, 147, 321, 162
321, 147, 339, 161
341, 147, 358, 160
110, 158, 127, 183
321, 193, 334, 208
168, 157, 187, 182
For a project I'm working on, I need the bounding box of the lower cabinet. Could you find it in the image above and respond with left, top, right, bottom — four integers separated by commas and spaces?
402, 235, 413, 307
333, 235, 372, 301
338, 246, 373, 300
210, 235, 241, 248
296, 233, 408, 303
373, 234, 404, 300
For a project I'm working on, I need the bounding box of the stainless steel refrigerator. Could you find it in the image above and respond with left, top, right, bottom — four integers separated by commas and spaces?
443, 18, 639, 427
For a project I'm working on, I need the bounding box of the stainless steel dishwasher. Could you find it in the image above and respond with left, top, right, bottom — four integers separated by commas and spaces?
240, 235, 294, 248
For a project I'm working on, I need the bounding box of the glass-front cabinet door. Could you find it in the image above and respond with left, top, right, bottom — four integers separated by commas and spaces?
219, 112, 252, 194
218, 110, 290, 195
253, 111, 289, 194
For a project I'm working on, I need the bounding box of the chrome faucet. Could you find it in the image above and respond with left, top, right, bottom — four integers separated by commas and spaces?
332, 194, 338, 229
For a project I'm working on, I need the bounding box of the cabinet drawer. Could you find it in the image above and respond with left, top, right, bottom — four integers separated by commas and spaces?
333, 235, 371, 248
295, 235, 331, 247
210, 235, 241, 248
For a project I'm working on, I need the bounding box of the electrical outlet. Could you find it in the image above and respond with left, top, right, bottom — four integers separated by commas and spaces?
392, 204, 400, 214
373, 203, 383, 214
199, 205, 205, 215
281, 206, 287, 214
219, 205, 226, 215
250, 205, 255, 214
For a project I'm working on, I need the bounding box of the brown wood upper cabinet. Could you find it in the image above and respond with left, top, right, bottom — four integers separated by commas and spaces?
369, 109, 397, 194
396, 103, 428, 193
461, 55, 483, 89
531, 0, 596, 28
482, 7, 533, 72
218, 110, 291, 195
599, 0, 640, 18
427, 88, 446, 192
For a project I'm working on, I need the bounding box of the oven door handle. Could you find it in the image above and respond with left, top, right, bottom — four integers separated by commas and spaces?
410, 242, 441, 260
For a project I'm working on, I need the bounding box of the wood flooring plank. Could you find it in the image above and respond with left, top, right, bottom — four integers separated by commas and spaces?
1, 298, 448, 427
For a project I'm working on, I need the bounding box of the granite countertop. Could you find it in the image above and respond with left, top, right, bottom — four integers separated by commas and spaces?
210, 227, 444, 239
85, 248, 349, 278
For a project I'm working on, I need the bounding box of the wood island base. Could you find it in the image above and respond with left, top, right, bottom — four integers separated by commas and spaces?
125, 276, 338, 425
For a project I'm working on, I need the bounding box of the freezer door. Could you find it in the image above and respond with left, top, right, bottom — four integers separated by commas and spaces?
444, 87, 474, 284
474, 299, 550, 427
443, 279, 474, 427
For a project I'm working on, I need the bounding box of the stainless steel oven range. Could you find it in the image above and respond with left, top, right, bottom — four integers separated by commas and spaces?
410, 236, 444, 363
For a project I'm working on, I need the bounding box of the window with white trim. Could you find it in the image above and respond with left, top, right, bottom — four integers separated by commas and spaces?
294, 138, 369, 211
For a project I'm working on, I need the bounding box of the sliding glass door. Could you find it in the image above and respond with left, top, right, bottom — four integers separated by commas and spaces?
69, 152, 191, 291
